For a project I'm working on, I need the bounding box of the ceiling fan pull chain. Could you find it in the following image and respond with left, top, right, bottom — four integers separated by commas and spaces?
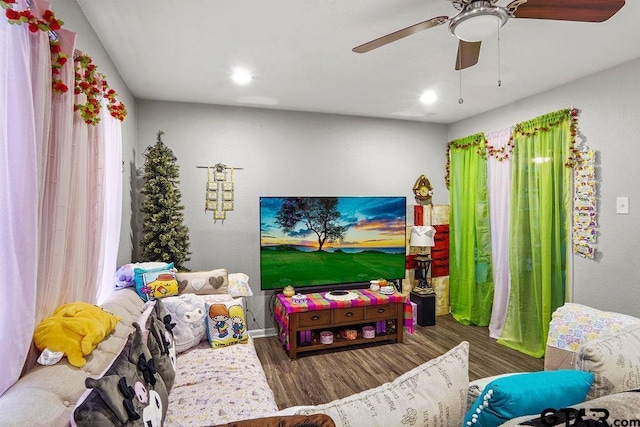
458, 47, 464, 104
458, 70, 464, 104
497, 21, 502, 87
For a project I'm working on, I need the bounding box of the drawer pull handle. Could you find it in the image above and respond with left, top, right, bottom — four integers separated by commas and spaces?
345, 312, 354, 317
377, 308, 385, 313
311, 315, 320, 321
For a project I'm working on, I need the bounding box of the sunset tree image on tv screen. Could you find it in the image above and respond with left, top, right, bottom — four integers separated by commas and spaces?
259, 196, 406, 290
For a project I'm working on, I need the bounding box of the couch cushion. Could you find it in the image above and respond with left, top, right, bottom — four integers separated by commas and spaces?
134, 263, 180, 301
578, 324, 640, 399
144, 300, 177, 390
161, 294, 207, 353
73, 323, 168, 426
176, 268, 228, 295
545, 303, 640, 371
285, 341, 469, 427
0, 289, 144, 427
165, 337, 279, 426
227, 273, 253, 297
205, 299, 249, 349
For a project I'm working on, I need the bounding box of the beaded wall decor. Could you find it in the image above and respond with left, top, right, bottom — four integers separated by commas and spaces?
198, 163, 243, 223
572, 150, 597, 258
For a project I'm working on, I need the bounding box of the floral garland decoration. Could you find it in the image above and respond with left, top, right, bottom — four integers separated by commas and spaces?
73, 54, 128, 124
74, 54, 101, 125
445, 133, 486, 189
3, 0, 127, 124
445, 108, 579, 188
485, 137, 515, 162
3, 0, 69, 93
512, 107, 580, 167
102, 78, 127, 121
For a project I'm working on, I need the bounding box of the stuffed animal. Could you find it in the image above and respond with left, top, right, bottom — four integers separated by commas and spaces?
34, 302, 121, 367
161, 294, 205, 353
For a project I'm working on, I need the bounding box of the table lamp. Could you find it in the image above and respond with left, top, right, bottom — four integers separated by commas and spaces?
410, 225, 436, 295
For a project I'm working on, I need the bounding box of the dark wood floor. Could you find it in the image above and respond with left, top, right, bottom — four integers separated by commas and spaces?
254, 314, 544, 409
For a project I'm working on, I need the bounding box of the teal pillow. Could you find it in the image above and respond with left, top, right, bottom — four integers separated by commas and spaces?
464, 370, 594, 426
133, 263, 178, 301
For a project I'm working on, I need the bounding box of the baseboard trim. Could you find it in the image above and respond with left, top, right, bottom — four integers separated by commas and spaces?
249, 328, 277, 339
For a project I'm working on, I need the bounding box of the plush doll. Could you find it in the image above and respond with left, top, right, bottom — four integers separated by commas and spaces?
34, 302, 121, 367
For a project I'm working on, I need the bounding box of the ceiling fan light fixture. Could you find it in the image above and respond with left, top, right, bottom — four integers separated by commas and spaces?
449, 2, 509, 42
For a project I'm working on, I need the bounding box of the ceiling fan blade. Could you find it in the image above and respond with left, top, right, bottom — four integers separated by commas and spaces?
455, 40, 481, 70
352, 16, 448, 53
507, 0, 625, 22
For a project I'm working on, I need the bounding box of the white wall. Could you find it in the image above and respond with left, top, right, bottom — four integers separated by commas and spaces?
448, 58, 640, 317
136, 101, 448, 329
50, 0, 137, 267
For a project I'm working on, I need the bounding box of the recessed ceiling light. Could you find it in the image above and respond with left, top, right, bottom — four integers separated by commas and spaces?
420, 90, 438, 105
231, 68, 252, 85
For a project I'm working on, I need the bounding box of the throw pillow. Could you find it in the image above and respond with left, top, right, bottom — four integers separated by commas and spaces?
161, 294, 207, 353
134, 263, 179, 301
73, 323, 168, 426
115, 262, 169, 289
176, 268, 228, 295
33, 302, 121, 368
463, 370, 594, 427
146, 300, 177, 390
290, 341, 469, 427
578, 324, 640, 399
228, 273, 254, 297
205, 299, 249, 348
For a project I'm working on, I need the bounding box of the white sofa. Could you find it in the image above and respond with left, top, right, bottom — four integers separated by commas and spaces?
3, 289, 640, 427
0, 286, 279, 426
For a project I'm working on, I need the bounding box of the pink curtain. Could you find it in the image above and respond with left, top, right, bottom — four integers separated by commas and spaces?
0, 0, 41, 396
486, 128, 513, 338
37, 27, 77, 321
1, 0, 125, 395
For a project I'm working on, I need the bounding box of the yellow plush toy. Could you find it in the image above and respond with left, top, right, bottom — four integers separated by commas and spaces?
34, 302, 121, 368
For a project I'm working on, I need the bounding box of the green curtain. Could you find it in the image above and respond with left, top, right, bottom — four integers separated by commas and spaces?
448, 133, 494, 326
497, 109, 573, 357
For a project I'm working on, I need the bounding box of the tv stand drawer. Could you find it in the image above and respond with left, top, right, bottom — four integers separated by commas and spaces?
366, 303, 396, 320
332, 307, 365, 323
298, 310, 331, 327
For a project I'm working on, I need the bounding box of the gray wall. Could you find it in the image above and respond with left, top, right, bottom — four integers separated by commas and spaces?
449, 58, 640, 317
50, 0, 137, 267
49, 0, 640, 326
136, 102, 448, 330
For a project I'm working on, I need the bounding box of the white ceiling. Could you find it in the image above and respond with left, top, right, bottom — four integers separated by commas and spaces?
77, 0, 640, 124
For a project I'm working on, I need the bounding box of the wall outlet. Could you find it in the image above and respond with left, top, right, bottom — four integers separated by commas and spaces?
616, 197, 629, 214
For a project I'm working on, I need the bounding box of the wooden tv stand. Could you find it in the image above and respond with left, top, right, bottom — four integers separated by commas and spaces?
274, 290, 405, 359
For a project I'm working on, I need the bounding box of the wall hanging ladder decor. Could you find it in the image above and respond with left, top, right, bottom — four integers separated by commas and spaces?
572, 150, 597, 259
197, 163, 243, 223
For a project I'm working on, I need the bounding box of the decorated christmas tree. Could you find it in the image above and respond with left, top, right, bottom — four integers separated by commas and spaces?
139, 131, 191, 270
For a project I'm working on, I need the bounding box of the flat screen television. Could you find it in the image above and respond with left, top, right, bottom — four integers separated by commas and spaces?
260, 196, 407, 291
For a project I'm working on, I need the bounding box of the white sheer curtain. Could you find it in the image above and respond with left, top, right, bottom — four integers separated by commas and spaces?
0, 0, 43, 396
1, 1, 125, 394
487, 128, 513, 338
95, 95, 123, 305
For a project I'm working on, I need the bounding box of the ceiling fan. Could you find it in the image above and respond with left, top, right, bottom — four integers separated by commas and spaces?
352, 0, 626, 70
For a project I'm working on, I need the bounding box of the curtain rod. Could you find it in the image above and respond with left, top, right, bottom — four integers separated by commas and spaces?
196, 166, 244, 170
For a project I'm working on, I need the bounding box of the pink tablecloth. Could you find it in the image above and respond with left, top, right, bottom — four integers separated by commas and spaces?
274, 289, 412, 350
